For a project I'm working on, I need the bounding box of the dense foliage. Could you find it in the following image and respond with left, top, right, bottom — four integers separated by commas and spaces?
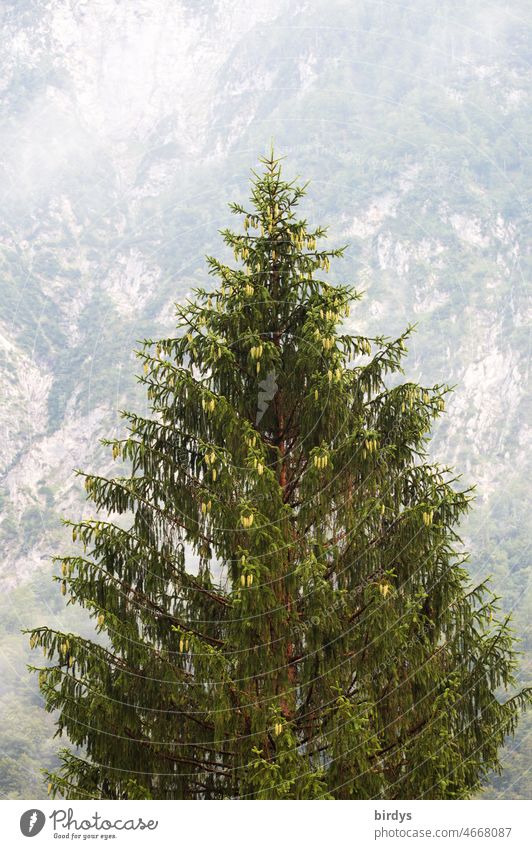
28, 154, 529, 799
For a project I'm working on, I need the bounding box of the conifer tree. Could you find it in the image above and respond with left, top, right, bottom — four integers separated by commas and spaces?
29, 151, 529, 800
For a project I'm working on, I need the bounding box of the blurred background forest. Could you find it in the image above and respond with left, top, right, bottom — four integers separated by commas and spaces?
0, 0, 530, 798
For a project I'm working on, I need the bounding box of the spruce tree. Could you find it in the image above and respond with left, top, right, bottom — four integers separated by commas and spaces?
29, 151, 529, 800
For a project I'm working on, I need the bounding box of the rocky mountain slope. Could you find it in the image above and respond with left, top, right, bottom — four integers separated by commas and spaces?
0, 0, 529, 798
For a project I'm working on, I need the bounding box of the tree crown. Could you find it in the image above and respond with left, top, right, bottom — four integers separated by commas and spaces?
28, 151, 529, 800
